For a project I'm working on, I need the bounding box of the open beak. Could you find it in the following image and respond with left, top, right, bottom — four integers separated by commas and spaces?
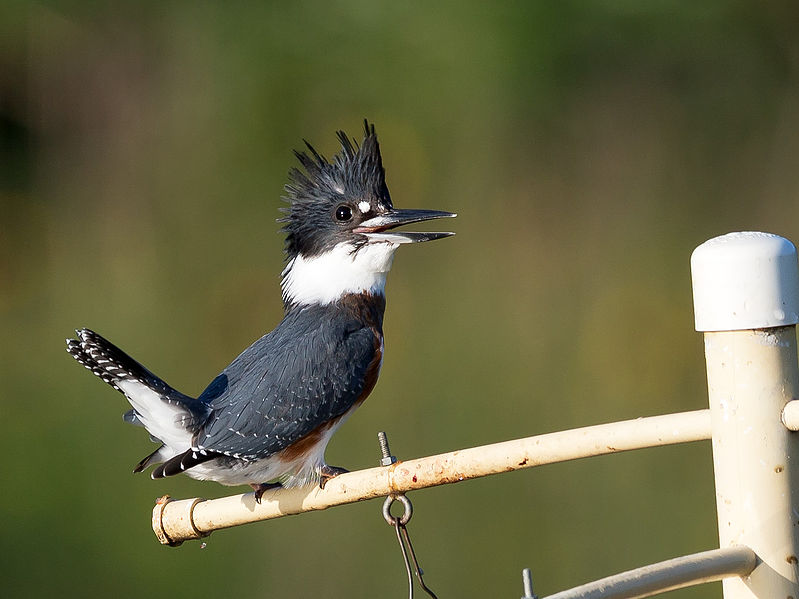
353, 209, 456, 244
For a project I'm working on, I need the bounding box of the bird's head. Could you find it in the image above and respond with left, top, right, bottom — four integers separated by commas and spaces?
279, 122, 455, 308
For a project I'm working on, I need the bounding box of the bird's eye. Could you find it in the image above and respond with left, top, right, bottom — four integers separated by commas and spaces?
335, 205, 353, 222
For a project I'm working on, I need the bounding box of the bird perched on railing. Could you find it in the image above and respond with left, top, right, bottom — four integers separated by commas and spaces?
66, 122, 455, 501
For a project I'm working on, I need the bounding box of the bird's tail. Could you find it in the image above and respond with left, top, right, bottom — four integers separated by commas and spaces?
66, 328, 211, 471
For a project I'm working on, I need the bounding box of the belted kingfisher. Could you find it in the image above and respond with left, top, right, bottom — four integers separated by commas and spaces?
66, 122, 455, 500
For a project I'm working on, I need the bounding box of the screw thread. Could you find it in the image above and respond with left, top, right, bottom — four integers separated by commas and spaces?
378, 431, 391, 458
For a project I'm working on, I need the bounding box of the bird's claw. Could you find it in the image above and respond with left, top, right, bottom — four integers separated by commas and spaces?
250, 482, 282, 503
319, 465, 349, 489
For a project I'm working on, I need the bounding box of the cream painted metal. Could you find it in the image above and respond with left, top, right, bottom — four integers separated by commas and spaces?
542, 546, 756, 599
781, 399, 799, 431
691, 232, 799, 598
152, 410, 711, 545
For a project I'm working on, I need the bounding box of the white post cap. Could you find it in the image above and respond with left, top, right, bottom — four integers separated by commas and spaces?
691, 232, 799, 332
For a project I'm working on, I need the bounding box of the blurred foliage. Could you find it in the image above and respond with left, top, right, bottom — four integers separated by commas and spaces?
2, 1, 799, 597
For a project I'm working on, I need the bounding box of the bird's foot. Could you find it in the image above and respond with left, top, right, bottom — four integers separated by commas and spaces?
319, 465, 349, 489
250, 482, 282, 504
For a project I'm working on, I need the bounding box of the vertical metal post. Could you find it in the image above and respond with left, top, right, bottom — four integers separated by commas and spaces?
691, 232, 799, 598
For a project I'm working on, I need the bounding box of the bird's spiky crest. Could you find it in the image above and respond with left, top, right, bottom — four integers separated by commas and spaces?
279, 121, 392, 259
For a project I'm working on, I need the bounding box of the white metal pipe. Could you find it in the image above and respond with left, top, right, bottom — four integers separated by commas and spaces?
542, 546, 756, 599
692, 232, 799, 598
781, 399, 799, 431
153, 410, 711, 545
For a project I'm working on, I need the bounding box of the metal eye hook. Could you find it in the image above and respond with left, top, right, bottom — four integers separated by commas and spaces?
382, 494, 437, 599
383, 494, 413, 526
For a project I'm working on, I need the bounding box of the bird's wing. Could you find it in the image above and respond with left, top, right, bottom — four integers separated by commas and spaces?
192, 307, 381, 461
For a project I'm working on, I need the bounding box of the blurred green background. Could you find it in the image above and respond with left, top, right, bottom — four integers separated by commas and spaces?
3, 1, 799, 597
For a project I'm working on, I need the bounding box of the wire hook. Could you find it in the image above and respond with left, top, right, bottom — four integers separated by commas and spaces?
383, 495, 437, 599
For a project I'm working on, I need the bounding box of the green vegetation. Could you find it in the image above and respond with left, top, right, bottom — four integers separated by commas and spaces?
2, 2, 798, 597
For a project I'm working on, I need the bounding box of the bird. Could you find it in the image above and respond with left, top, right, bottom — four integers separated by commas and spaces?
66, 121, 455, 501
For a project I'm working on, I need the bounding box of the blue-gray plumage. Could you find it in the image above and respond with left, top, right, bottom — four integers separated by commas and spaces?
171, 295, 384, 471
66, 121, 455, 500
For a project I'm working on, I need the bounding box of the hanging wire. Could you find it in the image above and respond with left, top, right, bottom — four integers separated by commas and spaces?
383, 495, 438, 599
392, 517, 414, 599
397, 520, 438, 599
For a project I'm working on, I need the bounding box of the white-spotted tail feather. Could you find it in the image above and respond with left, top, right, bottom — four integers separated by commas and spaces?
66, 328, 210, 469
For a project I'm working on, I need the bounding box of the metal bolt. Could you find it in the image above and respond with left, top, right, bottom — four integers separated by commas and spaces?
377, 431, 397, 466
521, 568, 538, 599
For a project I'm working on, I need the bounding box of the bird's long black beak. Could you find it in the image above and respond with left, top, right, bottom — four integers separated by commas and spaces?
354, 209, 456, 243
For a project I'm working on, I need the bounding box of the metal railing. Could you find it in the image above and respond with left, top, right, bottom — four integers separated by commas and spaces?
152, 231, 799, 599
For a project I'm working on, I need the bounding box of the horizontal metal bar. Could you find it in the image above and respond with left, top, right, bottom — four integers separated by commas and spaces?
542, 546, 756, 599
153, 409, 711, 545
